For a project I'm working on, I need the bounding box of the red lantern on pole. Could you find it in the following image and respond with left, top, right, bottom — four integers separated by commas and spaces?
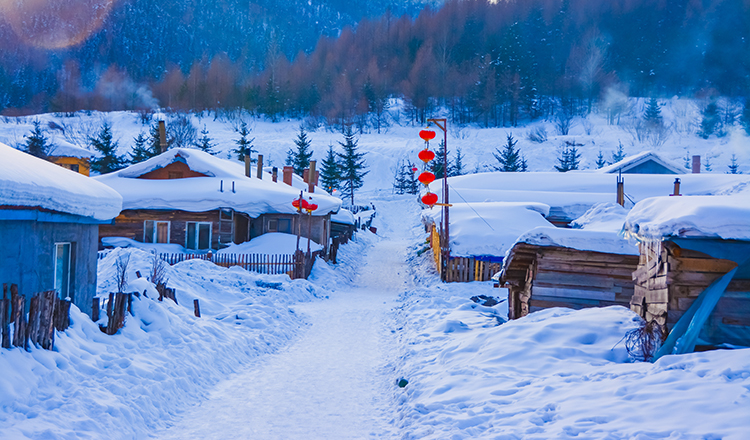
418, 149, 435, 163
419, 130, 436, 142
307, 203, 318, 212
418, 171, 436, 185
411, 167, 418, 173
292, 199, 310, 210
421, 192, 438, 207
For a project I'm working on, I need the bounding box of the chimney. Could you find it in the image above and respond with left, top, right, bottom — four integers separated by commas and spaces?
308, 160, 317, 193
158, 120, 167, 153
282, 166, 293, 186
272, 167, 278, 182
692, 155, 701, 174
256, 154, 264, 179
616, 175, 624, 207
303, 168, 309, 183
672, 178, 681, 196
244, 155, 251, 177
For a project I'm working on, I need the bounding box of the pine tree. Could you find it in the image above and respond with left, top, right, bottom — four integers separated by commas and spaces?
520, 155, 529, 172
392, 160, 407, 195
728, 154, 741, 174
405, 160, 420, 194
233, 121, 256, 161
24, 120, 51, 159
493, 133, 522, 172
429, 140, 451, 178
643, 97, 663, 129
704, 156, 713, 172
555, 143, 581, 172
338, 124, 368, 205
699, 101, 720, 139
286, 125, 314, 175
90, 122, 126, 174
130, 131, 156, 164
319, 144, 341, 193
683, 150, 691, 170
596, 149, 607, 168
452, 148, 465, 177
194, 125, 215, 154
611, 141, 626, 163
741, 100, 750, 136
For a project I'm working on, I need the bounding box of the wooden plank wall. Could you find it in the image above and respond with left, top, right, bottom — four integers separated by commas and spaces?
445, 257, 502, 283
630, 239, 750, 347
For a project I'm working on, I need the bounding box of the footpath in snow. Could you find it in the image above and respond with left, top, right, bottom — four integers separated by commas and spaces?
153, 197, 421, 439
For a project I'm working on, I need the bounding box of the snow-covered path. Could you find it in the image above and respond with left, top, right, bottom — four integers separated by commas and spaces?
154, 198, 416, 439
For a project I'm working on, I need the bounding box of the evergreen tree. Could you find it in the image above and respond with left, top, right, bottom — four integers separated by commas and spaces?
683, 150, 691, 170
555, 143, 581, 172
194, 125, 215, 154
611, 141, 626, 163
520, 155, 529, 172
728, 154, 741, 174
90, 122, 126, 174
704, 156, 713, 172
338, 124, 368, 205
392, 160, 407, 195
429, 141, 451, 178
741, 100, 750, 136
452, 148, 465, 177
130, 131, 157, 164
405, 160, 420, 194
147, 122, 171, 156
233, 121, 256, 161
596, 149, 607, 168
493, 133, 522, 172
319, 144, 341, 193
699, 101, 720, 139
643, 97, 663, 129
286, 125, 314, 175
24, 120, 51, 159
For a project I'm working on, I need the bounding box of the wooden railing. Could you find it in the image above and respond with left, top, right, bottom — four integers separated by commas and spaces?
428, 224, 502, 283
159, 251, 319, 279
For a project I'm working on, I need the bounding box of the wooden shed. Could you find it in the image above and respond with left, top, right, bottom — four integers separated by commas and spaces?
500, 229, 640, 319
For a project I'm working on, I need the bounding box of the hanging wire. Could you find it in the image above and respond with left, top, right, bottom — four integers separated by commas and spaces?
450, 186, 495, 232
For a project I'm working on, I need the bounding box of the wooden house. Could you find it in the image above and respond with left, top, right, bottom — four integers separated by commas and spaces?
96, 149, 341, 252
596, 151, 685, 175
47, 142, 92, 176
0, 143, 122, 318
500, 227, 640, 319
624, 195, 750, 348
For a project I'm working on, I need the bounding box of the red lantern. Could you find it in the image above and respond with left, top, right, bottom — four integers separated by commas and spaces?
418, 171, 436, 185
292, 199, 310, 210
411, 167, 418, 173
419, 130, 436, 141
418, 149, 435, 163
308, 203, 318, 212
421, 192, 438, 206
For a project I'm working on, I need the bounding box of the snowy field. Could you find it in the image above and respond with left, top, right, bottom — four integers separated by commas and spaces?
2, 101, 750, 439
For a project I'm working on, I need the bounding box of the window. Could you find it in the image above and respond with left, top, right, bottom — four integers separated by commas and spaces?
267, 218, 292, 234
186, 222, 212, 250
54, 242, 73, 299
220, 208, 233, 221
144, 220, 170, 243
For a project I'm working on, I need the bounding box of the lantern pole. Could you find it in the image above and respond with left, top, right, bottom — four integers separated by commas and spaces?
427, 118, 449, 281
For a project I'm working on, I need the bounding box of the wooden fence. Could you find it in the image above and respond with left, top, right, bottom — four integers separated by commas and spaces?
159, 251, 318, 279
1, 283, 71, 351
428, 225, 502, 283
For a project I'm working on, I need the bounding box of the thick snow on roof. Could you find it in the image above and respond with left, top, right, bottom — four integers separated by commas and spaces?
595, 151, 685, 174
423, 201, 552, 257
437, 171, 750, 215
0, 143, 122, 221
331, 208, 356, 225
48, 141, 93, 159
624, 194, 750, 240
96, 148, 341, 217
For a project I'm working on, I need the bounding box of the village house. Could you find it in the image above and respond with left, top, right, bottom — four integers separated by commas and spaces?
47, 141, 93, 176
95, 148, 342, 252
0, 143, 122, 318
595, 151, 685, 175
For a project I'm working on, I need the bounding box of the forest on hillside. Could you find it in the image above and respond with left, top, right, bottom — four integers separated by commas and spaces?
1, 0, 748, 128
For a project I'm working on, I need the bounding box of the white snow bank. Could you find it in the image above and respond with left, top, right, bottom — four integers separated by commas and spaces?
101, 236, 188, 253
394, 283, 750, 439
515, 226, 639, 255
47, 140, 92, 159
0, 247, 326, 439
570, 201, 630, 231
0, 142, 122, 221
423, 201, 552, 257
96, 148, 341, 217
217, 232, 323, 254
331, 208, 356, 225
624, 194, 750, 240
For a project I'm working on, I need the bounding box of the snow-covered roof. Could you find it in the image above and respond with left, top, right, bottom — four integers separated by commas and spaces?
0, 142, 122, 221
596, 151, 685, 175
47, 141, 93, 159
423, 201, 552, 258
95, 148, 341, 218
331, 208, 356, 225
623, 194, 750, 241
514, 227, 638, 256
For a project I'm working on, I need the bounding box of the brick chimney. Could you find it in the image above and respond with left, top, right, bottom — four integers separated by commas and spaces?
692, 155, 701, 174
282, 166, 293, 186
272, 167, 278, 182
158, 120, 167, 153
308, 160, 317, 193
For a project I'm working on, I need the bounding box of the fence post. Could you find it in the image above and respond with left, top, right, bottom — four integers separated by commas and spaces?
193, 299, 201, 318
92, 297, 100, 322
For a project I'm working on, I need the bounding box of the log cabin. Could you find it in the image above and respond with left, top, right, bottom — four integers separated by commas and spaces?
624, 195, 750, 349
500, 227, 640, 319
0, 143, 122, 318
47, 142, 92, 176
95, 149, 341, 252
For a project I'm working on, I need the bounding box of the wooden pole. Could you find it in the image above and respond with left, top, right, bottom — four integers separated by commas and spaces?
193, 299, 201, 318
308, 160, 317, 193
257, 154, 264, 179
427, 118, 449, 281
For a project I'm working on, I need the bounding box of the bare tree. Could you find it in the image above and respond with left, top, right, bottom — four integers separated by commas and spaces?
115, 253, 131, 294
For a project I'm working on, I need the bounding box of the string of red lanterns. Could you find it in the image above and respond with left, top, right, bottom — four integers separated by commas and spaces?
417, 128, 438, 207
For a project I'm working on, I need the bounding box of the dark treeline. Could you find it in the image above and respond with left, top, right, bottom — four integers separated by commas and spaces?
1, 0, 749, 126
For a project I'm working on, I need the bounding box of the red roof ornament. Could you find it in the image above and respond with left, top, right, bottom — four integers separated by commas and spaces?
421, 192, 438, 207
418, 171, 436, 185
419, 129, 436, 141
418, 149, 435, 163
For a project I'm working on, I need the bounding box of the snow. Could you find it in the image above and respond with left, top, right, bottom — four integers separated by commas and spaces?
217, 232, 323, 254
514, 226, 639, 255
422, 201, 552, 257
95, 148, 341, 218
101, 236, 189, 254
47, 140, 93, 159
331, 208, 356, 225
624, 194, 750, 240
570, 201, 630, 231
594, 150, 686, 174
0, 142, 122, 221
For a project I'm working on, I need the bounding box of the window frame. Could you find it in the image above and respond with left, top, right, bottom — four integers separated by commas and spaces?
185, 221, 213, 250
144, 220, 171, 243
54, 242, 73, 300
